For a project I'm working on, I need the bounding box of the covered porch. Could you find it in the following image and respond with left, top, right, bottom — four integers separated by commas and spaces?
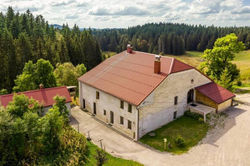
188, 102, 216, 122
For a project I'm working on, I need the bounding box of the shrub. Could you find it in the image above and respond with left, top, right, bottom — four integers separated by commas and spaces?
0, 89, 8, 95
175, 135, 186, 148
237, 80, 242, 86
184, 111, 202, 120
198, 117, 204, 123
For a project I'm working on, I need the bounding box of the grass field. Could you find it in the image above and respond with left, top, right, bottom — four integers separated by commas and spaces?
140, 116, 208, 154
86, 141, 142, 166
233, 50, 250, 85
167, 50, 250, 86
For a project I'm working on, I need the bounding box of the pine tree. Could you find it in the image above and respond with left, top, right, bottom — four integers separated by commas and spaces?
15, 32, 33, 71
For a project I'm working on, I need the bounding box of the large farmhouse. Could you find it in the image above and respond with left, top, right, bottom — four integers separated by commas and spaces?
78, 45, 235, 141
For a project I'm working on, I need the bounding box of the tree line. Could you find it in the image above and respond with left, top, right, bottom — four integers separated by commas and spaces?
0, 7, 102, 92
93, 23, 250, 55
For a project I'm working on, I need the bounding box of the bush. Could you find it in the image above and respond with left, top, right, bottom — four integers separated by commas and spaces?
198, 117, 204, 123
175, 135, 186, 148
0, 89, 8, 95
184, 111, 202, 120
237, 80, 242, 86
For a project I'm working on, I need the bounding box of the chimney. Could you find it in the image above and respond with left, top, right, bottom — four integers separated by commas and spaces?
127, 44, 133, 53
39, 84, 44, 89
154, 55, 161, 74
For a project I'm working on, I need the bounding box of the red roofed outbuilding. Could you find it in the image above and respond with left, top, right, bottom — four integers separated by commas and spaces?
0, 86, 72, 114
78, 45, 235, 140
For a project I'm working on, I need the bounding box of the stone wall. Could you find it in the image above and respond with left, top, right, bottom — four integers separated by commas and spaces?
138, 69, 211, 138
79, 82, 138, 140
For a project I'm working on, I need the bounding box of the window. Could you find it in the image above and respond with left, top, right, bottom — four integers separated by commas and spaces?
128, 120, 132, 129
120, 100, 124, 109
191, 79, 194, 84
173, 111, 177, 119
120, 116, 124, 125
128, 104, 132, 113
96, 91, 99, 99
174, 96, 178, 105
103, 109, 106, 115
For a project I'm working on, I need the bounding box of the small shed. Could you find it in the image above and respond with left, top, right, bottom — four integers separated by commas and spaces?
195, 82, 235, 112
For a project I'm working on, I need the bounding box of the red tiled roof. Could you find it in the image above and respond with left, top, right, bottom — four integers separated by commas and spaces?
0, 86, 72, 107
78, 51, 193, 106
195, 82, 235, 104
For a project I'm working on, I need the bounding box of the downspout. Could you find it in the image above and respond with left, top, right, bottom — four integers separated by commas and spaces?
136, 107, 139, 141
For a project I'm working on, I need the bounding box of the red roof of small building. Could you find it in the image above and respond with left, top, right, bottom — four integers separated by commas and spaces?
78, 51, 193, 106
0, 86, 72, 107
195, 82, 235, 104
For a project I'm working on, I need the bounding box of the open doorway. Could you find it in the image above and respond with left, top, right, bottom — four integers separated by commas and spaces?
187, 89, 194, 103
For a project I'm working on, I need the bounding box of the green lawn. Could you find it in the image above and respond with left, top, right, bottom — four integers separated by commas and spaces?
167, 51, 203, 67
140, 116, 209, 154
233, 50, 250, 84
85, 141, 142, 166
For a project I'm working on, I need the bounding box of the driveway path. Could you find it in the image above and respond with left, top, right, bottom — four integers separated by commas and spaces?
70, 96, 250, 166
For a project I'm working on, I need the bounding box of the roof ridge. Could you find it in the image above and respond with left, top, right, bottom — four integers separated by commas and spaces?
134, 51, 173, 59
169, 58, 175, 74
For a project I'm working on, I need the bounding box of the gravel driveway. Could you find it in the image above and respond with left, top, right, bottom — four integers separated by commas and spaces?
70, 94, 250, 166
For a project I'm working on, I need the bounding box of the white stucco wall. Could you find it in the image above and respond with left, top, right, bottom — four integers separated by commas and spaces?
42, 103, 71, 116
138, 69, 211, 138
79, 82, 138, 140
217, 99, 232, 112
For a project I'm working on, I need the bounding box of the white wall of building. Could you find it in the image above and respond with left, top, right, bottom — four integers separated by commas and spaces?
79, 82, 138, 140
42, 102, 71, 116
138, 69, 211, 138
